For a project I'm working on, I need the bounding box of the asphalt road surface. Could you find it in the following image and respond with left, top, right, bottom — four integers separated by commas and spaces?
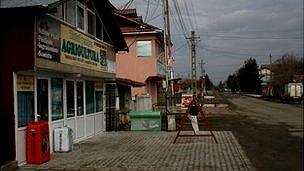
229, 95, 303, 134
211, 93, 303, 171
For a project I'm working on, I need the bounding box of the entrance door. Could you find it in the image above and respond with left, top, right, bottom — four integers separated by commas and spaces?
65, 80, 85, 141
65, 80, 76, 140
76, 81, 85, 139
37, 79, 49, 121
105, 84, 116, 131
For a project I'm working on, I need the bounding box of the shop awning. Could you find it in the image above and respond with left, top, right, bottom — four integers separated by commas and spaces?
146, 76, 165, 81
105, 77, 145, 87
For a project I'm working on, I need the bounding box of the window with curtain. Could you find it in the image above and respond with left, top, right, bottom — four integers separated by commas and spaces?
17, 75, 35, 127
87, 10, 96, 36
66, 0, 76, 26
17, 92, 34, 127
95, 91, 103, 112
51, 78, 63, 121
137, 40, 152, 57
86, 81, 95, 114
77, 4, 84, 30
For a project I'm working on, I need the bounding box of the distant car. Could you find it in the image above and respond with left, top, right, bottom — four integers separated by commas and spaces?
224, 88, 231, 92
280, 83, 303, 104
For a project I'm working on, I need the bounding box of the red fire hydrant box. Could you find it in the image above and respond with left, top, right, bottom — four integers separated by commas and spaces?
26, 121, 50, 164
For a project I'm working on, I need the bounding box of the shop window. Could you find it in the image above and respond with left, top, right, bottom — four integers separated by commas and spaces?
137, 41, 152, 57
18, 92, 34, 127
85, 81, 95, 114
51, 78, 63, 121
17, 75, 34, 127
77, 82, 84, 116
95, 91, 103, 112
66, 0, 76, 26
66, 81, 75, 118
87, 10, 96, 36
37, 79, 49, 120
77, 4, 85, 30
96, 19, 104, 41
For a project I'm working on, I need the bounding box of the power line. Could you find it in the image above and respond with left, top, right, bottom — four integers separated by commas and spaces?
145, 0, 161, 22
172, 0, 189, 39
199, 34, 303, 40
116, 0, 136, 15
202, 44, 303, 51
189, 0, 199, 32
172, 42, 188, 54
144, 0, 150, 22
146, 13, 162, 23
172, 31, 304, 36
182, 0, 194, 31
169, 5, 190, 47
203, 47, 268, 57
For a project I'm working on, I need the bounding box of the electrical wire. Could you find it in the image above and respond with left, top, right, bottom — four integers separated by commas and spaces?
145, 0, 161, 23
172, 0, 189, 39
116, 0, 135, 16
182, 0, 194, 31
189, 0, 199, 32
172, 42, 188, 54
144, 0, 150, 22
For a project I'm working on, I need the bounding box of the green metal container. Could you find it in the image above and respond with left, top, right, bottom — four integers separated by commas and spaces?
129, 111, 161, 131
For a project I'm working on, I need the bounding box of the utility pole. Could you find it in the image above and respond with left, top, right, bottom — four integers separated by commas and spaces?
200, 59, 206, 95
269, 53, 272, 96
163, 0, 171, 93
269, 53, 272, 81
186, 31, 200, 95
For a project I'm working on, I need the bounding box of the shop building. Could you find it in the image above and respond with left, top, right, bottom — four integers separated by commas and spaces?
0, 0, 127, 166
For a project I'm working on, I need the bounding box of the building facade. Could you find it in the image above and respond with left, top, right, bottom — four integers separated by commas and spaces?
259, 64, 273, 96
0, 0, 127, 166
114, 9, 166, 105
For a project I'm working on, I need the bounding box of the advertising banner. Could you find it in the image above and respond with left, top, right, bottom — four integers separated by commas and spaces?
94, 82, 104, 91
36, 16, 60, 61
60, 24, 107, 72
17, 75, 34, 92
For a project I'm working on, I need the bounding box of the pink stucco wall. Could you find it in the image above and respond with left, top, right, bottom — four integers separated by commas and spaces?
116, 34, 161, 103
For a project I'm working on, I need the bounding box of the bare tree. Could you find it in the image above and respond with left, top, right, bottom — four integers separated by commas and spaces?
272, 53, 303, 95
272, 53, 303, 86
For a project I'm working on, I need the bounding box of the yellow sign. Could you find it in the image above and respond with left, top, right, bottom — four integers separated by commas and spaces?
17, 75, 34, 91
60, 24, 107, 71
94, 82, 104, 91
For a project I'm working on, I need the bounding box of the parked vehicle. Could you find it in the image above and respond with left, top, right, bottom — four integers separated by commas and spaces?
280, 83, 303, 104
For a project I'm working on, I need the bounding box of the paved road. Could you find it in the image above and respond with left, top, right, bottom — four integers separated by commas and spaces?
228, 95, 303, 132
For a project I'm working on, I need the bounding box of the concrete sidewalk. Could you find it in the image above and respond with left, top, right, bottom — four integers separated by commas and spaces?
20, 131, 254, 171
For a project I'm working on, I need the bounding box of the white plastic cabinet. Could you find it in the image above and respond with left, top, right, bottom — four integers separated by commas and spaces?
53, 127, 73, 152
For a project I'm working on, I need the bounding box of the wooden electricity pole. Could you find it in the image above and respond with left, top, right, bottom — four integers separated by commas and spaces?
163, 0, 171, 93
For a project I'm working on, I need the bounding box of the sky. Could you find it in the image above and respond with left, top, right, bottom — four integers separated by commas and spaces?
110, 0, 303, 84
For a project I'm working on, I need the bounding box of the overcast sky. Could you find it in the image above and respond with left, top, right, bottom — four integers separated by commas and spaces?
110, 0, 303, 84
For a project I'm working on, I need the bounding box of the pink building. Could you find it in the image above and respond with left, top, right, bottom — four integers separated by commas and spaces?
115, 9, 166, 104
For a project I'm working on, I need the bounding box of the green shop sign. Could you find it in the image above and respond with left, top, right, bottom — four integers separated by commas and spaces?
61, 39, 100, 63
